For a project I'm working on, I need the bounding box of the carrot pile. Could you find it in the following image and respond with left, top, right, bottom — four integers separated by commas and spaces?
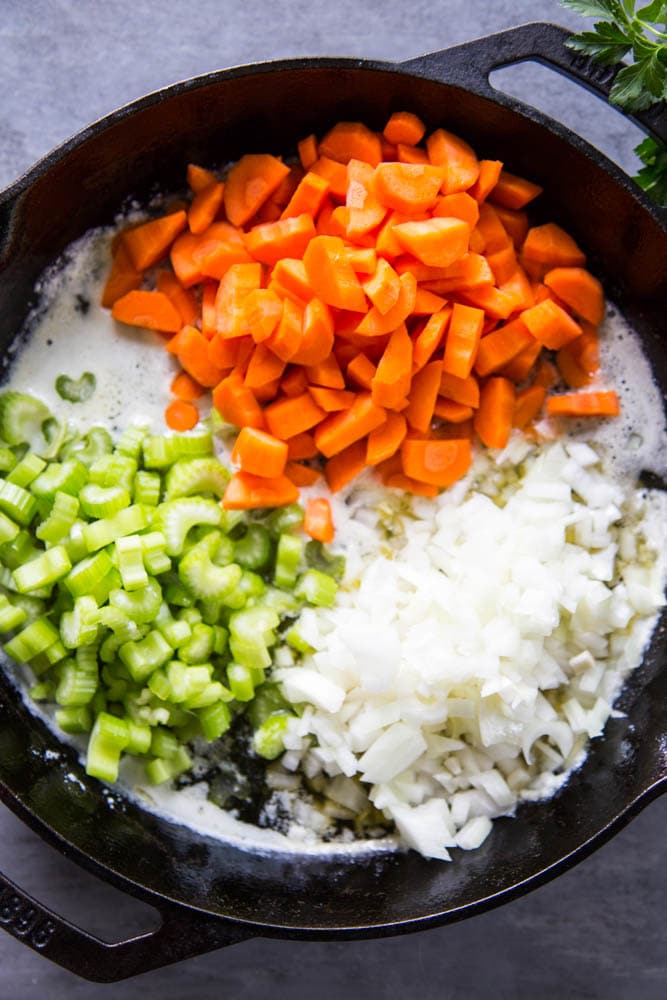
103, 111, 619, 512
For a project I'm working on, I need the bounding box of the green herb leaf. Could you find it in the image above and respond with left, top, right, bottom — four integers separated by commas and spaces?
560, 0, 617, 18
55, 372, 97, 404
610, 60, 658, 107
567, 26, 633, 63
637, 0, 667, 19
634, 136, 667, 203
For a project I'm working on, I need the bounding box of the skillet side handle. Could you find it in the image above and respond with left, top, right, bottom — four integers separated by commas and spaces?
402, 21, 667, 147
0, 866, 253, 982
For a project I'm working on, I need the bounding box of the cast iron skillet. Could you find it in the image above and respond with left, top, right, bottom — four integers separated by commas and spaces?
0, 22, 666, 983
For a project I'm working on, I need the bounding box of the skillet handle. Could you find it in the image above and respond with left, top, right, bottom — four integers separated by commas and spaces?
402, 21, 667, 147
0, 865, 252, 982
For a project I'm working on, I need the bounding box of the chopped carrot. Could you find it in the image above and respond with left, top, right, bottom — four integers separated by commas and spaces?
546, 391, 619, 417
499, 338, 542, 382
534, 357, 558, 389
308, 386, 356, 412
372, 325, 413, 409
264, 392, 327, 439
265, 298, 304, 362
413, 287, 447, 315
485, 243, 517, 286
222, 471, 299, 510
156, 271, 199, 327
122, 211, 187, 271
356, 271, 416, 336
473, 378, 516, 449
346, 159, 387, 236
469, 160, 503, 203
543, 267, 605, 325
392, 218, 469, 268
212, 370, 265, 429
298, 134, 319, 171
412, 308, 451, 370
513, 385, 546, 428
521, 298, 582, 350
319, 122, 383, 167
499, 267, 534, 312
208, 333, 252, 371
374, 163, 444, 213
346, 247, 377, 274
426, 128, 480, 194
310, 158, 349, 201
432, 192, 480, 229
244, 344, 286, 389
474, 318, 534, 377
187, 164, 218, 193
489, 170, 543, 210
215, 263, 262, 339
493, 205, 529, 247
439, 371, 480, 408
285, 462, 322, 487
165, 400, 199, 431
433, 398, 474, 423
324, 440, 367, 493
231, 426, 288, 478
366, 412, 407, 465
405, 360, 443, 433
111, 290, 182, 333
476, 203, 511, 252
171, 370, 205, 402
169, 325, 226, 387
383, 472, 439, 497
224, 154, 291, 228
458, 284, 515, 320
281, 172, 330, 220
315, 392, 386, 457
383, 111, 426, 146
442, 303, 484, 379
245, 214, 317, 265
347, 352, 376, 390
188, 182, 225, 235
243, 288, 283, 344
522, 223, 586, 268
281, 367, 310, 398
101, 243, 141, 308
288, 298, 334, 366
304, 497, 335, 542
303, 235, 368, 312
401, 438, 472, 486
306, 353, 345, 389
396, 143, 430, 165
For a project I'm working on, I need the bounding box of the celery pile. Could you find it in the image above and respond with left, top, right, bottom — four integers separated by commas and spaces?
0, 392, 340, 787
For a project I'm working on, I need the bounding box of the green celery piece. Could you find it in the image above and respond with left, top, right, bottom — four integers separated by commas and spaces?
12, 545, 72, 594
109, 577, 162, 624
55, 654, 99, 707
140, 531, 171, 575
79, 484, 131, 519
60, 596, 99, 649
82, 504, 147, 553
227, 662, 255, 702
119, 630, 173, 682
274, 533, 304, 589
178, 536, 242, 602
178, 622, 215, 665
126, 721, 152, 755
295, 569, 338, 607
7, 453, 47, 488
265, 503, 304, 536
133, 470, 161, 506
0, 593, 27, 632
150, 726, 180, 759
143, 431, 213, 470
164, 457, 229, 500
305, 539, 345, 581
61, 426, 113, 467
0, 529, 41, 570
115, 424, 148, 459
0, 511, 20, 545
233, 523, 272, 571
0, 479, 38, 526
253, 712, 290, 760
86, 712, 130, 783
36, 491, 80, 545
115, 535, 149, 591
223, 570, 265, 610
185, 680, 227, 709
0, 392, 51, 450
199, 701, 231, 741
286, 623, 315, 655
63, 549, 114, 598
30, 459, 88, 501
30, 680, 55, 701
89, 454, 137, 493
55, 372, 96, 403
147, 669, 172, 701
156, 497, 222, 555
246, 682, 290, 729
144, 745, 192, 784
55, 706, 93, 734
5, 616, 60, 662
0, 447, 17, 474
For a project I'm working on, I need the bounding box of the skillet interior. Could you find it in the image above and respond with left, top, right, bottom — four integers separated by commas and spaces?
0, 61, 666, 934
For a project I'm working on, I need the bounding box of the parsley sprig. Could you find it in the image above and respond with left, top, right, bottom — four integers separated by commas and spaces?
560, 0, 667, 203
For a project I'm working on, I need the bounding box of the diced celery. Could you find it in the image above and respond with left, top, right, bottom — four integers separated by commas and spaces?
115, 535, 149, 591
86, 712, 130, 782
30, 681, 55, 701
82, 504, 147, 553
178, 541, 242, 603
109, 577, 162, 624
126, 721, 152, 755
140, 531, 171, 575
30, 460, 88, 502
55, 706, 92, 734
79, 484, 131, 519
295, 569, 338, 607
36, 491, 79, 545
0, 529, 41, 571
274, 533, 304, 589
246, 683, 290, 729
199, 701, 231, 741
0, 594, 27, 632
186, 680, 226, 709
156, 497, 222, 555
134, 470, 161, 506
265, 503, 304, 536
55, 654, 98, 706
12, 545, 72, 594
119, 630, 173, 682
179, 622, 215, 664
63, 549, 114, 598
89, 454, 137, 493
7, 453, 47, 488
115, 424, 148, 459
305, 539, 346, 581
285, 624, 314, 655
143, 431, 212, 469
61, 426, 113, 467
150, 726, 180, 759
0, 479, 38, 526
60, 596, 99, 649
252, 712, 290, 760
0, 447, 17, 473
234, 524, 272, 571
5, 616, 60, 661
227, 662, 255, 702
0, 392, 51, 449
164, 457, 229, 500
0, 512, 20, 546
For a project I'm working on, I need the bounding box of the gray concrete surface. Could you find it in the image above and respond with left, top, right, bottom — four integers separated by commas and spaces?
0, 0, 665, 996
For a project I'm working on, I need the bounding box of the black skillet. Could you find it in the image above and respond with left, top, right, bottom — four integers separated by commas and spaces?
1, 22, 666, 983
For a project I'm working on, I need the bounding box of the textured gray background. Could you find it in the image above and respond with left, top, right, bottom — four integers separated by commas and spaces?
0, 0, 665, 996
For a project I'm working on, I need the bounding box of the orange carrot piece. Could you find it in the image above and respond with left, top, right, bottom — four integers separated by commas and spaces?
215, 263, 262, 338
374, 163, 444, 213
310, 158, 349, 201
266, 297, 304, 362
474, 317, 534, 376
372, 325, 413, 409
457, 285, 515, 320
302, 235, 368, 312
165, 400, 199, 431
426, 128, 480, 194
392, 218, 469, 268
319, 122, 383, 167
418, 253, 494, 294
212, 370, 266, 429
473, 377, 516, 449
521, 299, 582, 350
169, 325, 226, 387
264, 392, 327, 439
347, 352, 377, 390
476, 203, 512, 252
281, 367, 310, 398
443, 303, 484, 379
231, 426, 288, 478
304, 497, 335, 542
122, 211, 187, 271
485, 243, 518, 286
493, 205, 529, 248
305, 353, 345, 389
223, 154, 290, 228
187, 164, 218, 194
222, 470, 298, 510
439, 371, 480, 408
412, 309, 451, 370
546, 391, 619, 417
522, 223, 586, 267
208, 332, 253, 371
188, 182, 225, 235
346, 159, 387, 236
396, 143, 430, 165
413, 287, 447, 315
383, 472, 439, 497
433, 398, 473, 423
401, 437, 471, 486
298, 134, 319, 171
287, 431, 318, 460
383, 111, 426, 146
285, 462, 322, 487
404, 360, 443, 433
111, 290, 182, 333
432, 192, 480, 229
534, 357, 558, 389
245, 214, 317, 266
156, 271, 199, 326
366, 411, 407, 465
543, 267, 604, 325
242, 288, 284, 344
101, 243, 141, 308
489, 170, 543, 210
356, 271, 418, 338
498, 339, 542, 382
499, 267, 534, 312
556, 331, 600, 388
194, 223, 254, 281
280, 172, 330, 220
244, 344, 287, 389
324, 440, 367, 493
469, 160, 503, 203
171, 371, 205, 401
362, 258, 402, 315
308, 386, 356, 412
315, 392, 386, 457
346, 248, 378, 275
513, 385, 546, 428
